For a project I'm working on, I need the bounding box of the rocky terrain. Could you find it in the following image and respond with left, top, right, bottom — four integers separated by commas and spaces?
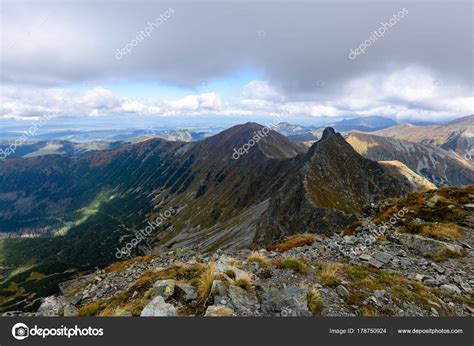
11, 186, 472, 317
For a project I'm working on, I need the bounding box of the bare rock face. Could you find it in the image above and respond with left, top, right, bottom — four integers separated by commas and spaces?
258, 127, 412, 242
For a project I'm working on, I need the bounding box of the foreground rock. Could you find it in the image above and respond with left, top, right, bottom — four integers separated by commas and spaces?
205, 305, 235, 317
140, 296, 178, 317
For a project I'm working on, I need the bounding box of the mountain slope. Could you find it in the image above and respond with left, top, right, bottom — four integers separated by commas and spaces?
374, 114, 474, 155
256, 128, 413, 243
0, 124, 414, 312
345, 132, 474, 186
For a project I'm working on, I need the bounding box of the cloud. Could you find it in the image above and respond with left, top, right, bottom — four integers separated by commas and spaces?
1, 1, 471, 93
241, 80, 283, 101
1, 67, 471, 122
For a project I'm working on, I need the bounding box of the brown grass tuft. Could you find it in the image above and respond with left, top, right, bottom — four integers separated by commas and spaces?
234, 273, 254, 293
307, 288, 324, 315
247, 252, 269, 268
316, 263, 343, 287
268, 233, 315, 252
197, 263, 216, 304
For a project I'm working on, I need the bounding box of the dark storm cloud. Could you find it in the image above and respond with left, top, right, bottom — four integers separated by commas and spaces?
1, 0, 472, 93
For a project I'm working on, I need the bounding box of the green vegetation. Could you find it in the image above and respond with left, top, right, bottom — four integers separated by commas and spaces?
274, 258, 308, 274
316, 263, 342, 287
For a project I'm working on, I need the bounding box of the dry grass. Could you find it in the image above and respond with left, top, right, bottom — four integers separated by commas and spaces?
234, 273, 254, 293
307, 288, 324, 315
340, 220, 364, 236
336, 264, 447, 315
268, 233, 315, 252
316, 263, 343, 287
197, 263, 216, 304
274, 258, 309, 274
247, 252, 269, 268
226, 258, 239, 267
419, 223, 462, 240
224, 269, 236, 280
431, 248, 466, 262
78, 263, 206, 316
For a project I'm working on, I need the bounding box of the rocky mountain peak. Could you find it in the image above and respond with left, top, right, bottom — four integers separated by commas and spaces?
321, 126, 336, 139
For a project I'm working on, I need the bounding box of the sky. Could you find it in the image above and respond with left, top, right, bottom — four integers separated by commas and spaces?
0, 0, 473, 129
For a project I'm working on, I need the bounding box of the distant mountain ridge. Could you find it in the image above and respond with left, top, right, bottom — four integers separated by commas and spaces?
374, 114, 474, 155
345, 132, 474, 186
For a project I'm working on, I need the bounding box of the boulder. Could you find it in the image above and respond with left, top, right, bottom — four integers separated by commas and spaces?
373, 251, 393, 264
228, 286, 259, 316
210, 280, 227, 297
36, 296, 68, 316
204, 305, 235, 317
390, 233, 463, 257
174, 283, 197, 302
150, 280, 176, 300
261, 286, 311, 316
214, 260, 247, 279
140, 296, 178, 317
439, 284, 461, 295
336, 285, 350, 298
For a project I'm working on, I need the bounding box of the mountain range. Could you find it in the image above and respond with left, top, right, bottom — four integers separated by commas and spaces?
0, 117, 473, 314
0, 123, 417, 312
